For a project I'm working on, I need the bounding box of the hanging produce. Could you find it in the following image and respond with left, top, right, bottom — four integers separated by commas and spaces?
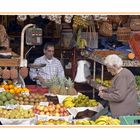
73, 15, 89, 28
10, 67, 18, 80
19, 67, 28, 79
2, 67, 10, 80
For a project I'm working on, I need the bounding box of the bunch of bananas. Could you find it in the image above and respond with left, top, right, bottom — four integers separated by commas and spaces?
76, 28, 87, 49
73, 16, 89, 28
63, 96, 75, 108
77, 38, 87, 49
95, 116, 121, 125
74, 120, 95, 125
63, 94, 99, 108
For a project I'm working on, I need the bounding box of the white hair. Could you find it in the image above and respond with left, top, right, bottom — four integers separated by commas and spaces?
104, 54, 123, 68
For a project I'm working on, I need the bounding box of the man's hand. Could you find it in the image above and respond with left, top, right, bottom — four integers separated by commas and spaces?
34, 76, 45, 85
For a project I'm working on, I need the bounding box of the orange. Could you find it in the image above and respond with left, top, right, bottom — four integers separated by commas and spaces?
22, 87, 29, 92
4, 85, 9, 90
9, 89, 15, 94
128, 53, 135, 60
14, 87, 18, 91
15, 88, 21, 94
9, 84, 14, 89
6, 89, 10, 92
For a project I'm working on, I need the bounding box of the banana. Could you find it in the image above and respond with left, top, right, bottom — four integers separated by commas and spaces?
96, 121, 107, 125
63, 96, 73, 102
63, 101, 75, 108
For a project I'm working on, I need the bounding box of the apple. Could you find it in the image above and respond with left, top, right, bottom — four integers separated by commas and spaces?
36, 105, 41, 110
49, 112, 53, 116
46, 112, 50, 116
36, 110, 40, 114
60, 113, 64, 116
39, 111, 45, 115
55, 109, 60, 113
39, 106, 45, 111
56, 104, 61, 109
44, 107, 48, 112
60, 107, 64, 113
55, 112, 60, 117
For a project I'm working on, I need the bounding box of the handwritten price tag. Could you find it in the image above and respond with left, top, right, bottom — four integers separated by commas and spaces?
39, 102, 49, 106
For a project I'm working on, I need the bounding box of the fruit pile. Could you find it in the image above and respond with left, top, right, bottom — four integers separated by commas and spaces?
95, 116, 121, 125
1, 80, 29, 94
45, 77, 77, 95
0, 107, 35, 119
74, 120, 95, 125
95, 78, 111, 87
63, 94, 99, 108
33, 102, 70, 116
37, 119, 71, 125
14, 93, 47, 105
0, 91, 17, 106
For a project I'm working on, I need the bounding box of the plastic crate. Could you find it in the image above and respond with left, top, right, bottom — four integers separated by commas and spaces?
119, 116, 140, 125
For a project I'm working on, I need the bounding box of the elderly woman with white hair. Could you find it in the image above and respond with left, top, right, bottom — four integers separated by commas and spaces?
87, 54, 138, 117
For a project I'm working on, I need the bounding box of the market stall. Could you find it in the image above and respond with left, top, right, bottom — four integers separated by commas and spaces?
0, 15, 140, 125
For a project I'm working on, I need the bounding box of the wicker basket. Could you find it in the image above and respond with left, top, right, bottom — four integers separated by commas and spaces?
99, 22, 112, 37
130, 18, 140, 31
117, 27, 131, 42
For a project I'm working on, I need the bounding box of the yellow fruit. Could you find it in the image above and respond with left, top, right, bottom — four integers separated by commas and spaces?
9, 85, 14, 89
10, 89, 15, 94
4, 85, 9, 90
15, 88, 21, 94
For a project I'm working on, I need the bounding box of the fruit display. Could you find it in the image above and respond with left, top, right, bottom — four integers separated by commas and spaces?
63, 94, 99, 108
45, 77, 77, 95
33, 102, 70, 116
0, 107, 35, 119
1, 80, 29, 94
14, 93, 47, 105
95, 78, 111, 87
95, 116, 121, 125
37, 119, 71, 125
74, 120, 95, 125
0, 91, 17, 106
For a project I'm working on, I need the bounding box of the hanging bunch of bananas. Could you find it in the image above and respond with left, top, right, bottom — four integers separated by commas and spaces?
76, 28, 87, 49
73, 16, 89, 29
95, 116, 121, 125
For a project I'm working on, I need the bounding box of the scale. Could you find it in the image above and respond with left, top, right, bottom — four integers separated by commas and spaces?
19, 24, 43, 87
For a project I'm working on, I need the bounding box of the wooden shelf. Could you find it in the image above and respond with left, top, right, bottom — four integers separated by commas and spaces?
0, 51, 20, 67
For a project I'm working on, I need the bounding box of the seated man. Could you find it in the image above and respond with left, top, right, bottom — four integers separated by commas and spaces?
29, 42, 65, 86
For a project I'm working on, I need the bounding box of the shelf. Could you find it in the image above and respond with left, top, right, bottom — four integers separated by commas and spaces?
0, 51, 20, 67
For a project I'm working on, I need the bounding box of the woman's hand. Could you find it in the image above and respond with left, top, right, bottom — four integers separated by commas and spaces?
98, 86, 107, 91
